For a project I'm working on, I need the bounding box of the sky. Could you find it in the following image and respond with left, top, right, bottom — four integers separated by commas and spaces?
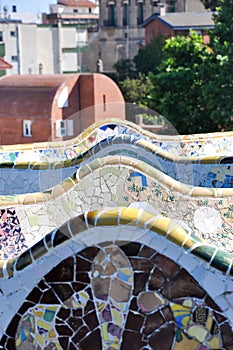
0, 0, 56, 13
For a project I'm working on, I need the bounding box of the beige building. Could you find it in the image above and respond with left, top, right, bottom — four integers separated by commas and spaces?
90, 0, 206, 72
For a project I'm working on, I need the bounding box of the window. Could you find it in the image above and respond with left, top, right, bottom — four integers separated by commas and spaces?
137, 2, 144, 25
23, 120, 32, 137
0, 32, 3, 42
103, 94, 106, 111
56, 120, 74, 137
11, 55, 18, 62
10, 31, 16, 37
58, 87, 69, 108
108, 3, 116, 26
123, 2, 129, 26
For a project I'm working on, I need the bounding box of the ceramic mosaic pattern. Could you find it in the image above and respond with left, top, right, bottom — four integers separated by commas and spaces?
1, 242, 233, 350
0, 156, 227, 259
1, 135, 233, 195
0, 119, 232, 196
0, 121, 232, 348
0, 208, 27, 259
0, 119, 233, 163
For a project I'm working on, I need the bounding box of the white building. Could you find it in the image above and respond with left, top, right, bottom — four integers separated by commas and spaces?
0, 20, 88, 75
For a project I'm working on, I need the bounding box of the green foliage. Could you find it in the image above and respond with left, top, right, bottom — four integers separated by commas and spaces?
149, 26, 233, 134
113, 59, 136, 82
200, 0, 218, 10
119, 74, 153, 107
149, 31, 214, 134
133, 36, 165, 75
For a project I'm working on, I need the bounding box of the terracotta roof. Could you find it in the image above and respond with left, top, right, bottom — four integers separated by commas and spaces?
0, 57, 12, 70
0, 74, 78, 118
58, 0, 97, 7
0, 74, 76, 87
143, 12, 214, 30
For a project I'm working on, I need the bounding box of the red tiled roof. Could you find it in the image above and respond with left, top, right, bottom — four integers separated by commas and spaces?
0, 57, 12, 70
58, 0, 97, 7
0, 74, 79, 118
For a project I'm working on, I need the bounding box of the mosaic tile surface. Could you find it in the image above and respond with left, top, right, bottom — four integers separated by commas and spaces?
0, 121, 232, 348
0, 155, 232, 260
1, 241, 233, 349
0, 119, 233, 195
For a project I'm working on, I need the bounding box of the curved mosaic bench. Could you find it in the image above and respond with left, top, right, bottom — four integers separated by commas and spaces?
0, 155, 232, 262
0, 207, 232, 349
0, 132, 233, 196
0, 118, 233, 163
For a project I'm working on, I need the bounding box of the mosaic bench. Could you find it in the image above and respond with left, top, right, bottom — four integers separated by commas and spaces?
0, 128, 233, 195
0, 121, 232, 349
0, 207, 232, 349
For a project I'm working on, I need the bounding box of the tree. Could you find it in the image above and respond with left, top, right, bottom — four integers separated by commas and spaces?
133, 35, 165, 75
119, 74, 153, 107
200, 0, 218, 10
149, 31, 213, 134
112, 59, 137, 82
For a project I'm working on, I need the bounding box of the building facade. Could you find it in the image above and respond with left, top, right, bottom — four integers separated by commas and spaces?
94, 0, 206, 72
0, 73, 125, 144
0, 20, 89, 75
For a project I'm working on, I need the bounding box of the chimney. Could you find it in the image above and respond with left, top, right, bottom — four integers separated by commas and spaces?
159, 3, 166, 16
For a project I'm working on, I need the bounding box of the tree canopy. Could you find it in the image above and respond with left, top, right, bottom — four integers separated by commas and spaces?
113, 0, 233, 134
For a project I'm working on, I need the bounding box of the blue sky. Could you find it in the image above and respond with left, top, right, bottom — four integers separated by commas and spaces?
0, 0, 57, 13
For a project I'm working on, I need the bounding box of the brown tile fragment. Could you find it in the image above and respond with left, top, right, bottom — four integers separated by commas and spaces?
213, 311, 226, 324
72, 325, 89, 343
40, 289, 60, 303
148, 324, 175, 350
149, 267, 166, 290
58, 336, 69, 348
161, 269, 206, 299
133, 272, 150, 295
6, 338, 15, 349
26, 287, 41, 303
78, 328, 102, 349
143, 311, 165, 335
129, 257, 153, 272
129, 297, 139, 312
84, 310, 99, 331
18, 301, 36, 316
120, 242, 141, 257
205, 295, 222, 311
72, 281, 88, 292
79, 246, 100, 261
45, 257, 74, 282
161, 306, 174, 321
76, 272, 90, 283
220, 323, 233, 346
55, 324, 73, 337
76, 256, 92, 271
5, 314, 21, 337
84, 300, 95, 314
67, 316, 83, 331
57, 308, 71, 321
52, 283, 74, 301
150, 253, 180, 278
125, 311, 144, 332
0, 334, 7, 347
72, 308, 82, 317
121, 330, 147, 350
138, 245, 155, 258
